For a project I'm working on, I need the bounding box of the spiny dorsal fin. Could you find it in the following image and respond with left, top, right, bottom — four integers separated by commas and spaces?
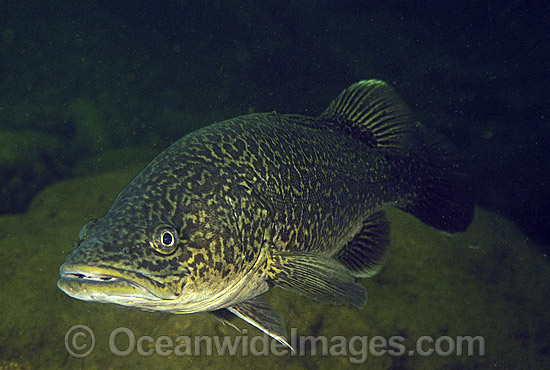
318, 79, 413, 155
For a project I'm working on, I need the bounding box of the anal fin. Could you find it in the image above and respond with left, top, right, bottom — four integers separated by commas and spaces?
334, 211, 390, 278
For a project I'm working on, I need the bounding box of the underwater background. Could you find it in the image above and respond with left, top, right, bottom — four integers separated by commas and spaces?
0, 0, 549, 369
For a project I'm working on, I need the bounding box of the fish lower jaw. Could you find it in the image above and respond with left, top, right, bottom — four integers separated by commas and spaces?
57, 275, 158, 302
57, 263, 177, 302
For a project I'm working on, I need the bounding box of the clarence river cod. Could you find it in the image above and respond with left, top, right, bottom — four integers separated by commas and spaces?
58, 80, 474, 347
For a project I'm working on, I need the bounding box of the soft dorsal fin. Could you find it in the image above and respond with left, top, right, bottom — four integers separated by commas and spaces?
317, 79, 413, 155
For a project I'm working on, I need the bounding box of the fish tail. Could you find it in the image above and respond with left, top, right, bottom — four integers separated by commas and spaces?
319, 79, 474, 233
399, 128, 475, 232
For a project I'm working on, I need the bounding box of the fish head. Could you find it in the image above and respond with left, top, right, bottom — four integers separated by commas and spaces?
58, 135, 269, 313
57, 211, 197, 311
57, 189, 266, 314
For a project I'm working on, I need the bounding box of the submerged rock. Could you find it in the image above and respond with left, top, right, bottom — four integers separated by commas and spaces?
0, 130, 66, 214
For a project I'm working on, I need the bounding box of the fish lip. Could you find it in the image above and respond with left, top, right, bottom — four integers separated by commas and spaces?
58, 263, 178, 300
59, 267, 141, 290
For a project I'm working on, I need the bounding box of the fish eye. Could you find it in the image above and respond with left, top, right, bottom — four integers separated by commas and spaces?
78, 219, 97, 241
153, 226, 178, 255
161, 230, 175, 247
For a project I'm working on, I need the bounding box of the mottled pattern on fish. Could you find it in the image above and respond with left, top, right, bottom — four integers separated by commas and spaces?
59, 80, 474, 347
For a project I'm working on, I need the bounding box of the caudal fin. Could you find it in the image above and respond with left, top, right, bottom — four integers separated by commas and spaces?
401, 129, 474, 233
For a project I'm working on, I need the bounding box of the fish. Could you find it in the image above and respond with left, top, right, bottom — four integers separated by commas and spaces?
57, 80, 474, 348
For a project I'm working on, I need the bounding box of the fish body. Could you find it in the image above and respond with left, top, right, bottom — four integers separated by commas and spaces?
58, 80, 474, 346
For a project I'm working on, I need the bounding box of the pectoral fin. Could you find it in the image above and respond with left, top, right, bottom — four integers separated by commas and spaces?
226, 295, 291, 349
267, 251, 367, 308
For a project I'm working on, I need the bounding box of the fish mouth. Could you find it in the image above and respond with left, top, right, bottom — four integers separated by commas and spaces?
57, 263, 181, 304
